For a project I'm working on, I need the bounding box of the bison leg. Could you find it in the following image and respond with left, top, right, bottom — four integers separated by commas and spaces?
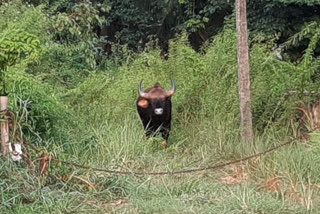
141, 119, 155, 138
160, 126, 170, 149
145, 129, 154, 138
162, 140, 168, 149
161, 129, 169, 141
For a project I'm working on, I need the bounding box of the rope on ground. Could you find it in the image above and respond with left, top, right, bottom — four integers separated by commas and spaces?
47, 128, 316, 176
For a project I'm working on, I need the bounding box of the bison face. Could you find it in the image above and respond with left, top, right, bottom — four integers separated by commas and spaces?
141, 97, 171, 116
137, 97, 170, 116
150, 98, 166, 115
137, 79, 176, 116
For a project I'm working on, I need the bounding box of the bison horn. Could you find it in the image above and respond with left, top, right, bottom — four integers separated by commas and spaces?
166, 78, 176, 97
138, 79, 176, 98
138, 79, 148, 98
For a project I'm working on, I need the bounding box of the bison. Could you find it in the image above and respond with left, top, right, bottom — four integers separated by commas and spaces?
136, 79, 176, 148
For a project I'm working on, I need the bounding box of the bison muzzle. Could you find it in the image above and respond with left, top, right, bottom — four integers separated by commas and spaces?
136, 79, 176, 148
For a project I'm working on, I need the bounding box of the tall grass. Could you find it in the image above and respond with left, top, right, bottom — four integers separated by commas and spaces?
1, 3, 320, 212
2, 118, 320, 213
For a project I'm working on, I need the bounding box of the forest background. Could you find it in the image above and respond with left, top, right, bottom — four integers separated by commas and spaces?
1, 0, 320, 213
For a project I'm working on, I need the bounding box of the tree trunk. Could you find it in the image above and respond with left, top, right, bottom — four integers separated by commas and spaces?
235, 0, 254, 141
1, 95, 10, 155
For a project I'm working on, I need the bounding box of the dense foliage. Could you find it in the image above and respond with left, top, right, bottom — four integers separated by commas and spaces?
21, 0, 320, 53
0, 0, 319, 162
1, 0, 320, 213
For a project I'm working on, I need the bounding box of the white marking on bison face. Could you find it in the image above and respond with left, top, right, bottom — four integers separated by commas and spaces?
154, 108, 164, 115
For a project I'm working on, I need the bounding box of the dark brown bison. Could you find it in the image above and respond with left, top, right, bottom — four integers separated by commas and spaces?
136, 79, 176, 148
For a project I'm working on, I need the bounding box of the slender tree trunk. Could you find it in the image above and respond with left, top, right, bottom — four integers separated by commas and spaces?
235, 0, 253, 141
1, 95, 10, 155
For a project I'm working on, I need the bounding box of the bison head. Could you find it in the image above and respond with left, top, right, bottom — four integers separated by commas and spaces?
137, 79, 176, 116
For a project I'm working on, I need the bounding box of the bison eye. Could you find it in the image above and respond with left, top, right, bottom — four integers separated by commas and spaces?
138, 99, 149, 108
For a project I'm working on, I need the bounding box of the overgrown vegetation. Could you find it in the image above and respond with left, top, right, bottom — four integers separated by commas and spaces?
1, 0, 320, 213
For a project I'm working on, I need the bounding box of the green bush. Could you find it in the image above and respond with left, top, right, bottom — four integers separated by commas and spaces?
6, 65, 71, 142
66, 28, 320, 134
2, 3, 320, 213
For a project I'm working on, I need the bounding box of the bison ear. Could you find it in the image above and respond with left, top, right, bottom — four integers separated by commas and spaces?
138, 99, 149, 108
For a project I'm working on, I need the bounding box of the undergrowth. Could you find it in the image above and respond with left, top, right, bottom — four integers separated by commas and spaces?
1, 1, 320, 213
